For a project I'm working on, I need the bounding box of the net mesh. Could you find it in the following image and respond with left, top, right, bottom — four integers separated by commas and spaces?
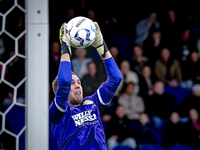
0, 0, 26, 149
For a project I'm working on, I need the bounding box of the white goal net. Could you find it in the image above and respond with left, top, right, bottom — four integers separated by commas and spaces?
0, 0, 49, 149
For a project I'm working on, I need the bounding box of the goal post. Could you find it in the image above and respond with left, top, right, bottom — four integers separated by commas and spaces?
26, 0, 49, 149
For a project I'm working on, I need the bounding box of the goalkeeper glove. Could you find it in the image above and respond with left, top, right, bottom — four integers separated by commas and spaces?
59, 23, 72, 56
91, 22, 109, 58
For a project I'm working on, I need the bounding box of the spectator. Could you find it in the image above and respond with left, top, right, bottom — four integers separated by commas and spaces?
103, 11, 119, 36
138, 65, 156, 100
132, 113, 155, 148
154, 48, 182, 85
66, 8, 75, 22
145, 81, 177, 132
184, 108, 200, 147
181, 51, 200, 90
143, 30, 165, 64
115, 60, 140, 96
135, 11, 160, 45
71, 48, 93, 80
2, 91, 24, 111
162, 9, 182, 60
49, 41, 61, 80
161, 112, 184, 149
176, 84, 200, 117
106, 105, 137, 150
87, 9, 96, 21
179, 28, 198, 62
109, 44, 123, 67
81, 61, 106, 97
129, 45, 149, 75
118, 82, 145, 121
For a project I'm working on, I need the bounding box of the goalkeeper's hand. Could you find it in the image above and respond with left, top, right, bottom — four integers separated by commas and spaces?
91, 22, 109, 58
59, 23, 72, 56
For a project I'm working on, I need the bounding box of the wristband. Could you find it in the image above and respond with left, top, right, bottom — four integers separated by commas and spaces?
61, 43, 71, 56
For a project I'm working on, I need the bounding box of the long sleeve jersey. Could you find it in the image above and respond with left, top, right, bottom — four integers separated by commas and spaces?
49, 57, 122, 150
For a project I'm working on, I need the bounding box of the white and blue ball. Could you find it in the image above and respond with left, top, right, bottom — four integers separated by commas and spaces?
66, 16, 96, 48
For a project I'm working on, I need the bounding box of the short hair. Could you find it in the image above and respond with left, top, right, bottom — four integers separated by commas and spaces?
87, 61, 96, 68
52, 71, 76, 95
133, 43, 143, 49
126, 81, 135, 86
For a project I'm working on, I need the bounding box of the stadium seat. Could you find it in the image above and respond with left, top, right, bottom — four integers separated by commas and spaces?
139, 144, 165, 150
6, 105, 25, 150
168, 144, 195, 150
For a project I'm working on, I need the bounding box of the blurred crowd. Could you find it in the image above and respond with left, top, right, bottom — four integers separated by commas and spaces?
48, 0, 200, 149
1, 0, 200, 150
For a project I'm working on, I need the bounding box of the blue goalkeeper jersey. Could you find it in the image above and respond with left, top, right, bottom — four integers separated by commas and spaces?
49, 57, 122, 150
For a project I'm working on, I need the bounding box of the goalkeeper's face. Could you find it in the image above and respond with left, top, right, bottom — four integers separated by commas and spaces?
68, 74, 83, 106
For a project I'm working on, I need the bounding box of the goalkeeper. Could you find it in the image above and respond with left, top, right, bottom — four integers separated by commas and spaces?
49, 22, 122, 150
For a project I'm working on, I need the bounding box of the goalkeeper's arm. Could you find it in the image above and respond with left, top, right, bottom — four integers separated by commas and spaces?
56, 22, 72, 111
49, 23, 72, 123
91, 22, 122, 104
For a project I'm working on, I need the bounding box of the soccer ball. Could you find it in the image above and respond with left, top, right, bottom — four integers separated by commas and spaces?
66, 16, 96, 48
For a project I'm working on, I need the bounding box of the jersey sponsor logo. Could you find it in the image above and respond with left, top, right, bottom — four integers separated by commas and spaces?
71, 110, 97, 126
83, 100, 94, 105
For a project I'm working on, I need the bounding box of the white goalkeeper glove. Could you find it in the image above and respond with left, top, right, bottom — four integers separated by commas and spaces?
59, 23, 72, 56
91, 22, 109, 58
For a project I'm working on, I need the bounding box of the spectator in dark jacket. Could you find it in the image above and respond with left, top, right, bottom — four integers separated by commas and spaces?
162, 112, 184, 149
184, 108, 200, 147
176, 84, 200, 117
106, 105, 137, 150
181, 51, 200, 90
129, 45, 149, 75
145, 81, 177, 134
138, 65, 156, 100
145, 81, 177, 119
81, 61, 106, 97
132, 113, 155, 148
